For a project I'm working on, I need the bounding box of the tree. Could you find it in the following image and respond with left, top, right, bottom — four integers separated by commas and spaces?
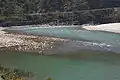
72, 0, 89, 11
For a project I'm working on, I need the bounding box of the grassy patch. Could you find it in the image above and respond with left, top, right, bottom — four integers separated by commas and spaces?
0, 64, 33, 80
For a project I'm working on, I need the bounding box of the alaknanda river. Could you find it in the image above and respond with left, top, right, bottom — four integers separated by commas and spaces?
1, 25, 120, 80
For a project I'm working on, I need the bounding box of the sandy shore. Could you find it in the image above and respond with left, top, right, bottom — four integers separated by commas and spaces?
82, 23, 120, 33
0, 27, 68, 54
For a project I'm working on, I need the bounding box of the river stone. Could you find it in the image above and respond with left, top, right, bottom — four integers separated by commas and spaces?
0, 76, 4, 80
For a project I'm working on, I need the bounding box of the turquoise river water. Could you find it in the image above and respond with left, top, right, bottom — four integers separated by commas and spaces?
1, 26, 120, 80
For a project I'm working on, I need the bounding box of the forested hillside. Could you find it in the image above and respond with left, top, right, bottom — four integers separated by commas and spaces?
1, 0, 120, 14
0, 0, 120, 26
0, 0, 101, 14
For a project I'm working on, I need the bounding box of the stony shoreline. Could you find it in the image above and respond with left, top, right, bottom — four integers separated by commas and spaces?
0, 27, 68, 55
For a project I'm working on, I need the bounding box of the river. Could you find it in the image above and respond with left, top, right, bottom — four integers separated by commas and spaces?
1, 25, 120, 80
7, 26, 120, 53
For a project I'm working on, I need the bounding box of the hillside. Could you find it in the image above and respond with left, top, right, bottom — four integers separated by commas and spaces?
0, 0, 120, 26
1, 0, 120, 14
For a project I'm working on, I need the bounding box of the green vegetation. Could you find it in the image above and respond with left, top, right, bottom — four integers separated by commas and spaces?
45, 76, 53, 80
0, 0, 41, 14
0, 64, 33, 80
0, 0, 120, 26
1, 0, 119, 15
0, 0, 91, 14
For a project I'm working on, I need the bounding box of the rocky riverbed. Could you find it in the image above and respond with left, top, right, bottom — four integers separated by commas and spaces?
0, 27, 68, 54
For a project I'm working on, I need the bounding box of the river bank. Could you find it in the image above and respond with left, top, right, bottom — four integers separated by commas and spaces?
1, 24, 120, 80
0, 27, 68, 54
3, 24, 120, 53
82, 23, 120, 34
0, 64, 33, 80
1, 23, 120, 54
